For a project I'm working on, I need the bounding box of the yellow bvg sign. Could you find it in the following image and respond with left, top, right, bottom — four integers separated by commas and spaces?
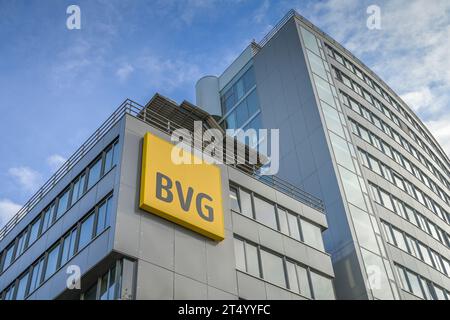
139, 132, 224, 241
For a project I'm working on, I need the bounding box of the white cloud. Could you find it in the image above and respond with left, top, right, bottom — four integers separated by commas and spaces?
425, 115, 450, 159
116, 63, 134, 82
8, 166, 42, 193
47, 154, 67, 172
0, 198, 22, 228
254, 0, 270, 24
137, 53, 202, 91
400, 87, 434, 113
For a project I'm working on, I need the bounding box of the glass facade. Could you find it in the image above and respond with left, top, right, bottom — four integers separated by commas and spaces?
300, 25, 397, 300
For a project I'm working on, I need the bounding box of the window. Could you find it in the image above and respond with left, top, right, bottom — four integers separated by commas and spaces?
71, 174, 86, 206
29, 258, 44, 294
16, 272, 30, 300
253, 196, 277, 230
277, 208, 289, 235
368, 155, 381, 175
87, 157, 102, 189
392, 228, 407, 252
369, 184, 381, 203
234, 238, 246, 272
16, 231, 27, 257
310, 272, 334, 300
103, 146, 114, 173
433, 285, 447, 300
2, 244, 15, 272
229, 187, 241, 213
300, 219, 324, 251
56, 188, 70, 219
287, 212, 301, 241
233, 238, 260, 277
349, 205, 378, 253
418, 243, 433, 266
382, 222, 394, 243
44, 243, 61, 280
78, 212, 95, 250
28, 217, 41, 247
379, 189, 394, 211
260, 250, 286, 287
286, 261, 299, 293
3, 284, 15, 300
405, 269, 424, 299
60, 228, 77, 266
41, 204, 55, 232
339, 167, 366, 210
297, 265, 312, 299
239, 189, 253, 218
330, 133, 354, 170
96, 198, 111, 235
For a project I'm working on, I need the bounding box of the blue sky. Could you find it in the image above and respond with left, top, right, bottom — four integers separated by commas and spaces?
0, 0, 449, 227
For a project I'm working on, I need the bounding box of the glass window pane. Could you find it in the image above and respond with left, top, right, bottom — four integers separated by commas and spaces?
300, 27, 320, 55
87, 158, 102, 189
2, 244, 15, 271
29, 259, 44, 293
28, 217, 41, 246
234, 238, 246, 272
379, 189, 394, 211
349, 205, 378, 253
277, 208, 289, 235
71, 174, 85, 205
108, 265, 117, 300
96, 201, 108, 235
297, 265, 312, 299
405, 270, 424, 299
41, 204, 55, 232
245, 90, 259, 116
301, 218, 324, 251
245, 242, 260, 277
433, 285, 447, 300
310, 271, 334, 300
235, 100, 249, 128
322, 103, 345, 137
16, 232, 27, 257
44, 244, 60, 280
330, 132, 354, 170
112, 142, 120, 167
284, 214, 299, 241
314, 74, 335, 108
286, 261, 299, 293
307, 50, 327, 79
78, 213, 95, 250
254, 197, 277, 230
392, 228, 408, 252
104, 147, 114, 173
243, 66, 256, 92
260, 250, 286, 287
99, 272, 108, 300
339, 166, 367, 210
16, 272, 29, 300
229, 187, 241, 212
239, 189, 253, 218
56, 188, 70, 219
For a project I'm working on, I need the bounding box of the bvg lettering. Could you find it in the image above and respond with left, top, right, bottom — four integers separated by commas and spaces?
155, 172, 214, 222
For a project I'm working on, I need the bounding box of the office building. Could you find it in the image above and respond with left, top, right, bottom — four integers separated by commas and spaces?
196, 9, 450, 300
0, 93, 334, 300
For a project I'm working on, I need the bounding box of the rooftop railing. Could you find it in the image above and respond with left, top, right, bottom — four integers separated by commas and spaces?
0, 98, 324, 242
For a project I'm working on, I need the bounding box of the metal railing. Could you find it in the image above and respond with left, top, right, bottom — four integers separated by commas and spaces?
0, 99, 143, 241
0, 98, 324, 242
